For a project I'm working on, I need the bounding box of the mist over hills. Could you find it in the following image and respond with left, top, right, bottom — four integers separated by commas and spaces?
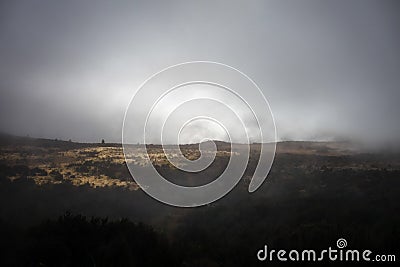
0, 131, 359, 149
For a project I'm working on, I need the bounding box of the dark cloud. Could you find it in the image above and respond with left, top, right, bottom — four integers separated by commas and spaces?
0, 0, 399, 145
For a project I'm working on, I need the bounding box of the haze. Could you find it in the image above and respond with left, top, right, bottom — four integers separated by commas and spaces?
0, 0, 399, 146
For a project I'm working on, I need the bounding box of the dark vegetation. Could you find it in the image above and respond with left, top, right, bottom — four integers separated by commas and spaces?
0, 135, 399, 266
0, 213, 176, 267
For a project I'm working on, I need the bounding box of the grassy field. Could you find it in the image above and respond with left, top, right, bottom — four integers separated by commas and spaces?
0, 134, 399, 266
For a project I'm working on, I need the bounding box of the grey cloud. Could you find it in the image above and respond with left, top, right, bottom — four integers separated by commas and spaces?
0, 0, 399, 146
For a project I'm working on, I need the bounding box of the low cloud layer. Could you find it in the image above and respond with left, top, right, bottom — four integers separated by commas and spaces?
1, 0, 399, 145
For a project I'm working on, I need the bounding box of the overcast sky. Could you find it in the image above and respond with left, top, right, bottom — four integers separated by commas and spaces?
0, 0, 399, 145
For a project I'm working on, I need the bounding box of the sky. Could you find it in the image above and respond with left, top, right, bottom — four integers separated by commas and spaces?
0, 0, 399, 145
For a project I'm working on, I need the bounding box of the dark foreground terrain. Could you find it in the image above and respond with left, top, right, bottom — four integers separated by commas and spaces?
0, 134, 399, 266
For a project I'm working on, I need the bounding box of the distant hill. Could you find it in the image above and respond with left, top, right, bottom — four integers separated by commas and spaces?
0, 132, 120, 149
0, 132, 363, 155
